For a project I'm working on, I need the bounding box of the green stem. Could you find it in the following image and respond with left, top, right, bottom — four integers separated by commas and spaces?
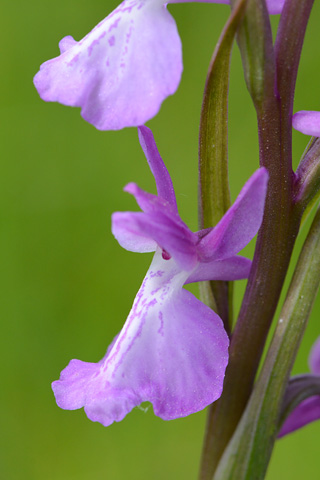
230, 0, 275, 107
198, 0, 247, 336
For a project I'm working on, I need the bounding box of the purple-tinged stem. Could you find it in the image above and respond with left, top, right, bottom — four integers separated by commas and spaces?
201, 2, 314, 478
214, 202, 320, 480
275, 0, 315, 137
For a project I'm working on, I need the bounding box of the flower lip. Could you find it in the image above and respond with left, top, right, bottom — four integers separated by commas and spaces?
34, 1, 284, 130
33, 0, 183, 130
52, 250, 230, 425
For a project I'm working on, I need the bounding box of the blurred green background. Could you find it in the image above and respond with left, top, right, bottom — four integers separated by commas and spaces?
1, 1, 320, 479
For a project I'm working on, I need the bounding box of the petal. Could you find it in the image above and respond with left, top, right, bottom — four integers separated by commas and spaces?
278, 396, 320, 438
52, 359, 100, 410
112, 209, 198, 270
309, 337, 320, 375
138, 126, 178, 211
198, 168, 268, 261
52, 252, 229, 425
111, 211, 157, 253
292, 111, 320, 137
59, 36, 77, 54
34, 1, 182, 130
150, 288, 229, 420
264, 0, 285, 14
185, 255, 251, 283
123, 182, 176, 215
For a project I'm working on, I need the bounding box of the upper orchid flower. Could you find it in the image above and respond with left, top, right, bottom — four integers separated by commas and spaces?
34, 0, 285, 130
279, 336, 320, 437
52, 126, 268, 426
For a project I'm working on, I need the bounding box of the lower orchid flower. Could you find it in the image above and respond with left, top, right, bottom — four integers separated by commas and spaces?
279, 337, 320, 438
52, 126, 268, 426
33, 0, 284, 130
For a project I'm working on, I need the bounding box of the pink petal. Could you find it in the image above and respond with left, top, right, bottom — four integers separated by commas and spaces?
278, 396, 320, 438
112, 209, 198, 270
264, 0, 286, 14
278, 337, 320, 438
34, 0, 182, 130
292, 111, 320, 137
186, 255, 251, 283
111, 211, 157, 253
123, 182, 177, 215
198, 168, 268, 261
52, 252, 229, 425
138, 126, 178, 212
53, 360, 100, 410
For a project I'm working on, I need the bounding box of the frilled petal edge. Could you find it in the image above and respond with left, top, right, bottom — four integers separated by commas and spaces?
52, 253, 229, 425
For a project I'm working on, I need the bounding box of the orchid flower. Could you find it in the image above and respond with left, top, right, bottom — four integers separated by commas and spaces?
279, 337, 320, 438
34, 0, 285, 130
52, 126, 268, 426
293, 111, 320, 137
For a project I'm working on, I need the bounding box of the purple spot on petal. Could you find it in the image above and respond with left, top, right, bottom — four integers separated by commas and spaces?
126, 25, 134, 44
67, 53, 80, 67
162, 250, 171, 261
157, 311, 164, 336
151, 287, 160, 296
111, 297, 158, 378
149, 270, 164, 278
87, 31, 107, 56
108, 17, 121, 33
108, 36, 115, 47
